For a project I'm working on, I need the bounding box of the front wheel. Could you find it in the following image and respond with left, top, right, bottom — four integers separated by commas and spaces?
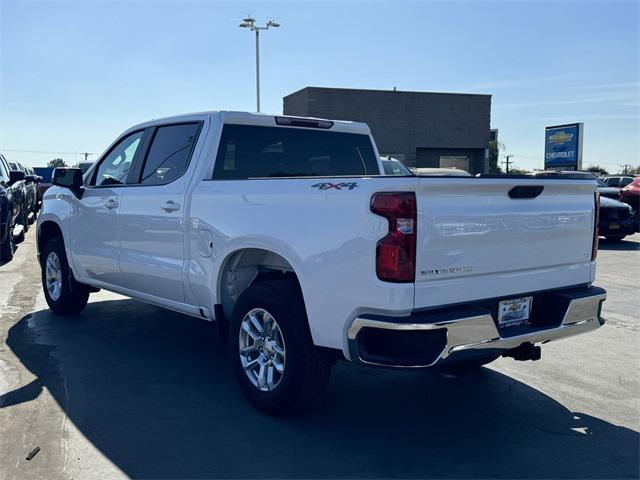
229, 279, 333, 416
42, 237, 90, 315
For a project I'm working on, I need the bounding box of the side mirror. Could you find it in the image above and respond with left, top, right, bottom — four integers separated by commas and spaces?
52, 168, 84, 197
25, 174, 36, 184
9, 170, 25, 185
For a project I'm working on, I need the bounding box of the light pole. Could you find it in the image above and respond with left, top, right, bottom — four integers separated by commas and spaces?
239, 16, 280, 113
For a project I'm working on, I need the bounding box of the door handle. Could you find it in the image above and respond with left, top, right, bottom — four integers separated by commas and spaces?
104, 198, 118, 210
161, 200, 180, 213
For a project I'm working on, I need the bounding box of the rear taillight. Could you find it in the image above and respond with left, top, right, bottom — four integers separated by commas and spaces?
592, 191, 600, 261
370, 192, 417, 282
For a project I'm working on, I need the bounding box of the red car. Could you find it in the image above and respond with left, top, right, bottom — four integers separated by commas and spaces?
619, 176, 640, 232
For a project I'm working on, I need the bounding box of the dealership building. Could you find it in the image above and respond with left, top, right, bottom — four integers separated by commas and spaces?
283, 86, 492, 174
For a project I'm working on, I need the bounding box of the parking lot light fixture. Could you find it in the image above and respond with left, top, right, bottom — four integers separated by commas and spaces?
238, 16, 280, 113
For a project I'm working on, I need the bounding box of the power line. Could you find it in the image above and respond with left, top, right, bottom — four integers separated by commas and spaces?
501, 154, 514, 174
0, 148, 94, 156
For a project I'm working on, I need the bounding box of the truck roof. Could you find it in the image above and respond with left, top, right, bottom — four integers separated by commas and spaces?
126, 111, 371, 136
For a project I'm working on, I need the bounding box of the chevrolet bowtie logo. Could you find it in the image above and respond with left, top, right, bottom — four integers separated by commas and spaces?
548, 131, 574, 145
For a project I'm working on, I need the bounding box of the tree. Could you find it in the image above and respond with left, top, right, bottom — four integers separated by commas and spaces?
620, 164, 640, 175
47, 158, 67, 168
586, 165, 608, 176
488, 140, 504, 174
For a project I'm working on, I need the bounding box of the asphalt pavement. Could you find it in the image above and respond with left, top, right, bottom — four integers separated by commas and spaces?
1, 228, 638, 479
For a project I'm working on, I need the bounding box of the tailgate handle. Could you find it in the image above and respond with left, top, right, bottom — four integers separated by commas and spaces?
509, 185, 544, 199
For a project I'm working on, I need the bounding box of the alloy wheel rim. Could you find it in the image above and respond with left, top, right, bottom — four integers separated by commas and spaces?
239, 308, 286, 392
45, 252, 62, 301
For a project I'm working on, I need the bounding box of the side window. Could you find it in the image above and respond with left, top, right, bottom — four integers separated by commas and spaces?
139, 123, 200, 186
91, 131, 144, 187
0, 158, 9, 182
621, 177, 633, 187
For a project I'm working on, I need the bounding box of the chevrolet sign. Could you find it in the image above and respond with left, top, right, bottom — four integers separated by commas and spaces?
544, 123, 583, 171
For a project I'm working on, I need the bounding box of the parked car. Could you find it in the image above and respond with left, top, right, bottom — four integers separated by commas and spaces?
0, 154, 25, 261
34, 167, 54, 207
25, 166, 42, 212
602, 175, 635, 188
16, 162, 37, 220
7, 161, 30, 232
411, 167, 472, 176
77, 161, 95, 174
598, 196, 636, 241
38, 111, 606, 415
619, 176, 640, 231
380, 156, 413, 176
528, 171, 620, 199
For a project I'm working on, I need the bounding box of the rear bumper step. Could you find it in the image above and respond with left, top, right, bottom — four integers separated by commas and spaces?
347, 285, 606, 368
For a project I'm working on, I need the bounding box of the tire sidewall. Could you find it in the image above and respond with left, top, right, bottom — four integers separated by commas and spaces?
21, 207, 29, 232
1, 214, 14, 261
229, 282, 313, 413
41, 237, 87, 314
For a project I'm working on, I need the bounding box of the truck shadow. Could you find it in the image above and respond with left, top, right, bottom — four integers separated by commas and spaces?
4, 299, 639, 479
599, 237, 640, 250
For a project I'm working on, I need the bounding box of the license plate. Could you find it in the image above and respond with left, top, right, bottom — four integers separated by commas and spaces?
609, 223, 620, 230
498, 297, 532, 327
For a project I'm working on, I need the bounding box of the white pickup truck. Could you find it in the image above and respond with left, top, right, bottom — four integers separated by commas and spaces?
37, 111, 606, 414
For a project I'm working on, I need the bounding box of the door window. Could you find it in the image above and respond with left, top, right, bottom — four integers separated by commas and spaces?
0, 157, 9, 182
621, 177, 633, 187
91, 131, 144, 186
138, 123, 201, 186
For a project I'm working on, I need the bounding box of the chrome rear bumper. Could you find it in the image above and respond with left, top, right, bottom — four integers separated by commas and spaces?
347, 286, 606, 368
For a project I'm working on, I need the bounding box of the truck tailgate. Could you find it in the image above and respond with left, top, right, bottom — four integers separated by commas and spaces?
414, 178, 597, 309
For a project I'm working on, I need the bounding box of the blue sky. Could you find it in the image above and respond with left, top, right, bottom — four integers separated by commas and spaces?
1, 0, 638, 172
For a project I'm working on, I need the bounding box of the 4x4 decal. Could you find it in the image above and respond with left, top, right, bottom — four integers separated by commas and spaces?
311, 182, 359, 191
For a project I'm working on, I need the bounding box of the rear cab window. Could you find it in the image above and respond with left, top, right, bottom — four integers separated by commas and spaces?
212, 124, 380, 179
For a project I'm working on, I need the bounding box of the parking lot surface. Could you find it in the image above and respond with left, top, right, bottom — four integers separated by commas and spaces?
1, 230, 639, 479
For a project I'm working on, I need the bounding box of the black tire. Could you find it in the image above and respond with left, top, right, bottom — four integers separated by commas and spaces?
229, 279, 333, 416
440, 354, 500, 374
605, 235, 626, 241
41, 236, 90, 315
0, 215, 15, 262
20, 206, 29, 233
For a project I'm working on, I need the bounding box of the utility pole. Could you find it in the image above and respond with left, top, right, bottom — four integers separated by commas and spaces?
81, 152, 93, 162
239, 16, 280, 113
620, 164, 631, 174
502, 154, 514, 174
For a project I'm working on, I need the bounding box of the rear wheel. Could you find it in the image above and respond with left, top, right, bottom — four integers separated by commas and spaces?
229, 279, 333, 415
0, 215, 15, 262
42, 236, 90, 315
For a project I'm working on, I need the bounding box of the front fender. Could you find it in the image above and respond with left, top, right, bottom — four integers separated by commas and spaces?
37, 187, 74, 266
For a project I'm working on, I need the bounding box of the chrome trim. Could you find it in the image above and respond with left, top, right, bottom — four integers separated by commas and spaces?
348, 292, 606, 368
